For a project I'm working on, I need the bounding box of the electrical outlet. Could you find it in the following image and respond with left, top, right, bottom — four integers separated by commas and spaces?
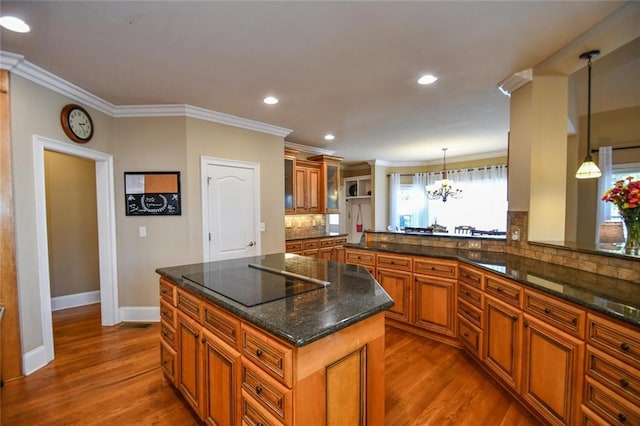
511, 226, 521, 241
468, 240, 481, 250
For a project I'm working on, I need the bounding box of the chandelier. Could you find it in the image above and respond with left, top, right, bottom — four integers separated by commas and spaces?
426, 148, 462, 202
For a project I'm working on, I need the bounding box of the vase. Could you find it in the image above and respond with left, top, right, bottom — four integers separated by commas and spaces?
622, 215, 640, 254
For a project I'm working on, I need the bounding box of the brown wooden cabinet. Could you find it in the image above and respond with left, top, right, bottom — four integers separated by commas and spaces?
521, 314, 584, 426
413, 275, 456, 337
376, 268, 412, 322
161, 278, 386, 425
287, 237, 346, 262
345, 248, 376, 276
294, 160, 320, 213
484, 294, 522, 390
308, 155, 342, 213
284, 153, 296, 214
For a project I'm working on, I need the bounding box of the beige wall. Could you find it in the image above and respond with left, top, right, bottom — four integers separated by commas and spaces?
44, 151, 100, 297
10, 74, 286, 356
508, 82, 533, 212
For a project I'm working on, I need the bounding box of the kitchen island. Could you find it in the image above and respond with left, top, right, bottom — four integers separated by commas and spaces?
156, 253, 393, 426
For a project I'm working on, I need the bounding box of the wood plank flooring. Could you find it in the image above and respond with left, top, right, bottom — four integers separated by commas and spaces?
1, 305, 541, 425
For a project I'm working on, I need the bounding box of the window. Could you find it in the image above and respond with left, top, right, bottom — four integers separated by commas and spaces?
390, 165, 508, 233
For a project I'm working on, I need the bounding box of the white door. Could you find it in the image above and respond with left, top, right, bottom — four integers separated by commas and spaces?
204, 159, 260, 261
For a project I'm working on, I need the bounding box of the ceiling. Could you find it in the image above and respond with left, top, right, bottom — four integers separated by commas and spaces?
0, 1, 636, 164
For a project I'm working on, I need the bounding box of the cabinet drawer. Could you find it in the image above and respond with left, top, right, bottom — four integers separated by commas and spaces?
377, 254, 412, 271
160, 321, 177, 349
203, 302, 241, 349
242, 362, 292, 424
587, 345, 640, 405
160, 340, 177, 385
345, 250, 376, 266
413, 258, 457, 279
176, 289, 202, 322
319, 238, 335, 248
285, 241, 302, 252
587, 313, 640, 371
333, 237, 347, 246
302, 239, 319, 250
459, 265, 483, 289
241, 390, 284, 426
485, 275, 522, 308
524, 289, 585, 339
458, 298, 483, 329
458, 282, 484, 310
241, 324, 293, 388
581, 404, 612, 426
160, 299, 177, 329
458, 315, 483, 359
584, 376, 640, 425
159, 278, 176, 305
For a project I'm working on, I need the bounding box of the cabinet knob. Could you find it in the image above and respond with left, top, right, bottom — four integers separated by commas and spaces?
496, 287, 503, 293
524, 321, 529, 328
463, 332, 469, 337
201, 337, 206, 344
620, 378, 629, 388
512, 315, 518, 321
618, 413, 627, 423
621, 342, 631, 351
256, 349, 263, 357
571, 318, 578, 325
544, 307, 551, 314
194, 333, 199, 339
256, 385, 263, 394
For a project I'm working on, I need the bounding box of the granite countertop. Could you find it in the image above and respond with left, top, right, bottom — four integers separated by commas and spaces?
285, 232, 348, 241
156, 253, 394, 346
345, 241, 640, 327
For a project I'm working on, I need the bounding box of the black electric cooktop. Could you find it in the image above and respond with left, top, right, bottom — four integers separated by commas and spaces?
181, 254, 328, 307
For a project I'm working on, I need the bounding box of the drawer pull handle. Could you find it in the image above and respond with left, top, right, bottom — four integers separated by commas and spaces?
463, 332, 469, 337
162, 360, 168, 366
162, 332, 168, 337
161, 289, 167, 295
512, 316, 518, 321
544, 308, 551, 314
256, 349, 263, 357
496, 287, 503, 292
524, 321, 529, 328
256, 385, 263, 394
201, 337, 206, 344
621, 342, 630, 351
618, 413, 627, 423
194, 333, 199, 339
620, 378, 629, 388
571, 318, 578, 325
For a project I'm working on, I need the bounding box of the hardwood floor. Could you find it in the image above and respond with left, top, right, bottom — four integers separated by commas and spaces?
2, 305, 541, 425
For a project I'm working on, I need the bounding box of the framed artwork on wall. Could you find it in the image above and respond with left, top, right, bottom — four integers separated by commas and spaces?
124, 171, 181, 216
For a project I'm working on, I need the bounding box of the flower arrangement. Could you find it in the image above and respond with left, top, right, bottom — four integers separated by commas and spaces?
602, 176, 640, 252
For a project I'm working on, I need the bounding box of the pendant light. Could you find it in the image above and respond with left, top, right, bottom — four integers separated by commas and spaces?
575, 50, 602, 179
426, 148, 462, 202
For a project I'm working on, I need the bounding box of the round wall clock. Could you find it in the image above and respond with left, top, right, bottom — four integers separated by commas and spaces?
60, 104, 94, 143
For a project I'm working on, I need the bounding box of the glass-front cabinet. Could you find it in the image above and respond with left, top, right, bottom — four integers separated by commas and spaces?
309, 155, 342, 213
284, 152, 296, 214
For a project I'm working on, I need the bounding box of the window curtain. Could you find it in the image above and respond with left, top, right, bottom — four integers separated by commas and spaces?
389, 173, 401, 230
412, 173, 428, 227
595, 146, 613, 244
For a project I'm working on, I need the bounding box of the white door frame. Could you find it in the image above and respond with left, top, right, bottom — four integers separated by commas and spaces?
200, 156, 261, 262
33, 135, 119, 363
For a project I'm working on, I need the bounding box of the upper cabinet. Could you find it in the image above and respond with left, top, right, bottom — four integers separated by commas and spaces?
308, 155, 342, 214
284, 151, 343, 214
344, 175, 372, 199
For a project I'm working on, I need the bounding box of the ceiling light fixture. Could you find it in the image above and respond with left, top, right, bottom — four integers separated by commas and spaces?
426, 148, 462, 202
263, 96, 279, 105
418, 74, 438, 85
575, 49, 602, 180
324, 134, 335, 141
0, 16, 31, 33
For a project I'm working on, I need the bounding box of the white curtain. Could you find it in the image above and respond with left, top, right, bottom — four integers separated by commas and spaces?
425, 165, 508, 232
389, 173, 401, 230
412, 173, 428, 227
595, 146, 613, 244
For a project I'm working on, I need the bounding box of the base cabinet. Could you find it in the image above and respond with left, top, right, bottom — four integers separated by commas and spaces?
521, 315, 584, 426
162, 279, 385, 425
413, 275, 456, 337
376, 268, 411, 322
484, 295, 522, 390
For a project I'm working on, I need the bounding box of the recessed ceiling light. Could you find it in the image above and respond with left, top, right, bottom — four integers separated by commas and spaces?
0, 16, 31, 33
324, 134, 335, 141
263, 96, 279, 105
418, 74, 438, 85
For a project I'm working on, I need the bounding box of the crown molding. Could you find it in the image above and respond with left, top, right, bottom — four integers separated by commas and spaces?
497, 69, 533, 97
284, 141, 335, 155
0, 50, 292, 137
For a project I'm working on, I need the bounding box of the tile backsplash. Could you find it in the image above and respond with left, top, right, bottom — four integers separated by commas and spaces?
285, 214, 327, 239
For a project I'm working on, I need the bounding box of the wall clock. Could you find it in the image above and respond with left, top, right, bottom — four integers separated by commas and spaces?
60, 104, 93, 143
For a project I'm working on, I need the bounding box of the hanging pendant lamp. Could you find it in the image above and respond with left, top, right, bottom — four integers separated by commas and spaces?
575, 49, 602, 179
426, 148, 462, 202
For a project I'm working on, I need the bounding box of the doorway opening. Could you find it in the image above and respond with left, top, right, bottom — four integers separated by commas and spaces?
32, 135, 118, 369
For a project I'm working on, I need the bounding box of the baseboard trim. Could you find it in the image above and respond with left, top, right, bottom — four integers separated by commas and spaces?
23, 345, 50, 376
119, 306, 160, 323
51, 290, 101, 311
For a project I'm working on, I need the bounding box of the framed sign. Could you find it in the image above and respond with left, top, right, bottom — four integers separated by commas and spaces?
124, 171, 181, 216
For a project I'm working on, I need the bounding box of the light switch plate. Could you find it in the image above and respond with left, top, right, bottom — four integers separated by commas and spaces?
260, 222, 266, 231
139, 226, 147, 237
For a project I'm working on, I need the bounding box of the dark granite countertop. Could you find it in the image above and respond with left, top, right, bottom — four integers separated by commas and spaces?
285, 232, 348, 241
156, 253, 394, 347
345, 242, 640, 328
